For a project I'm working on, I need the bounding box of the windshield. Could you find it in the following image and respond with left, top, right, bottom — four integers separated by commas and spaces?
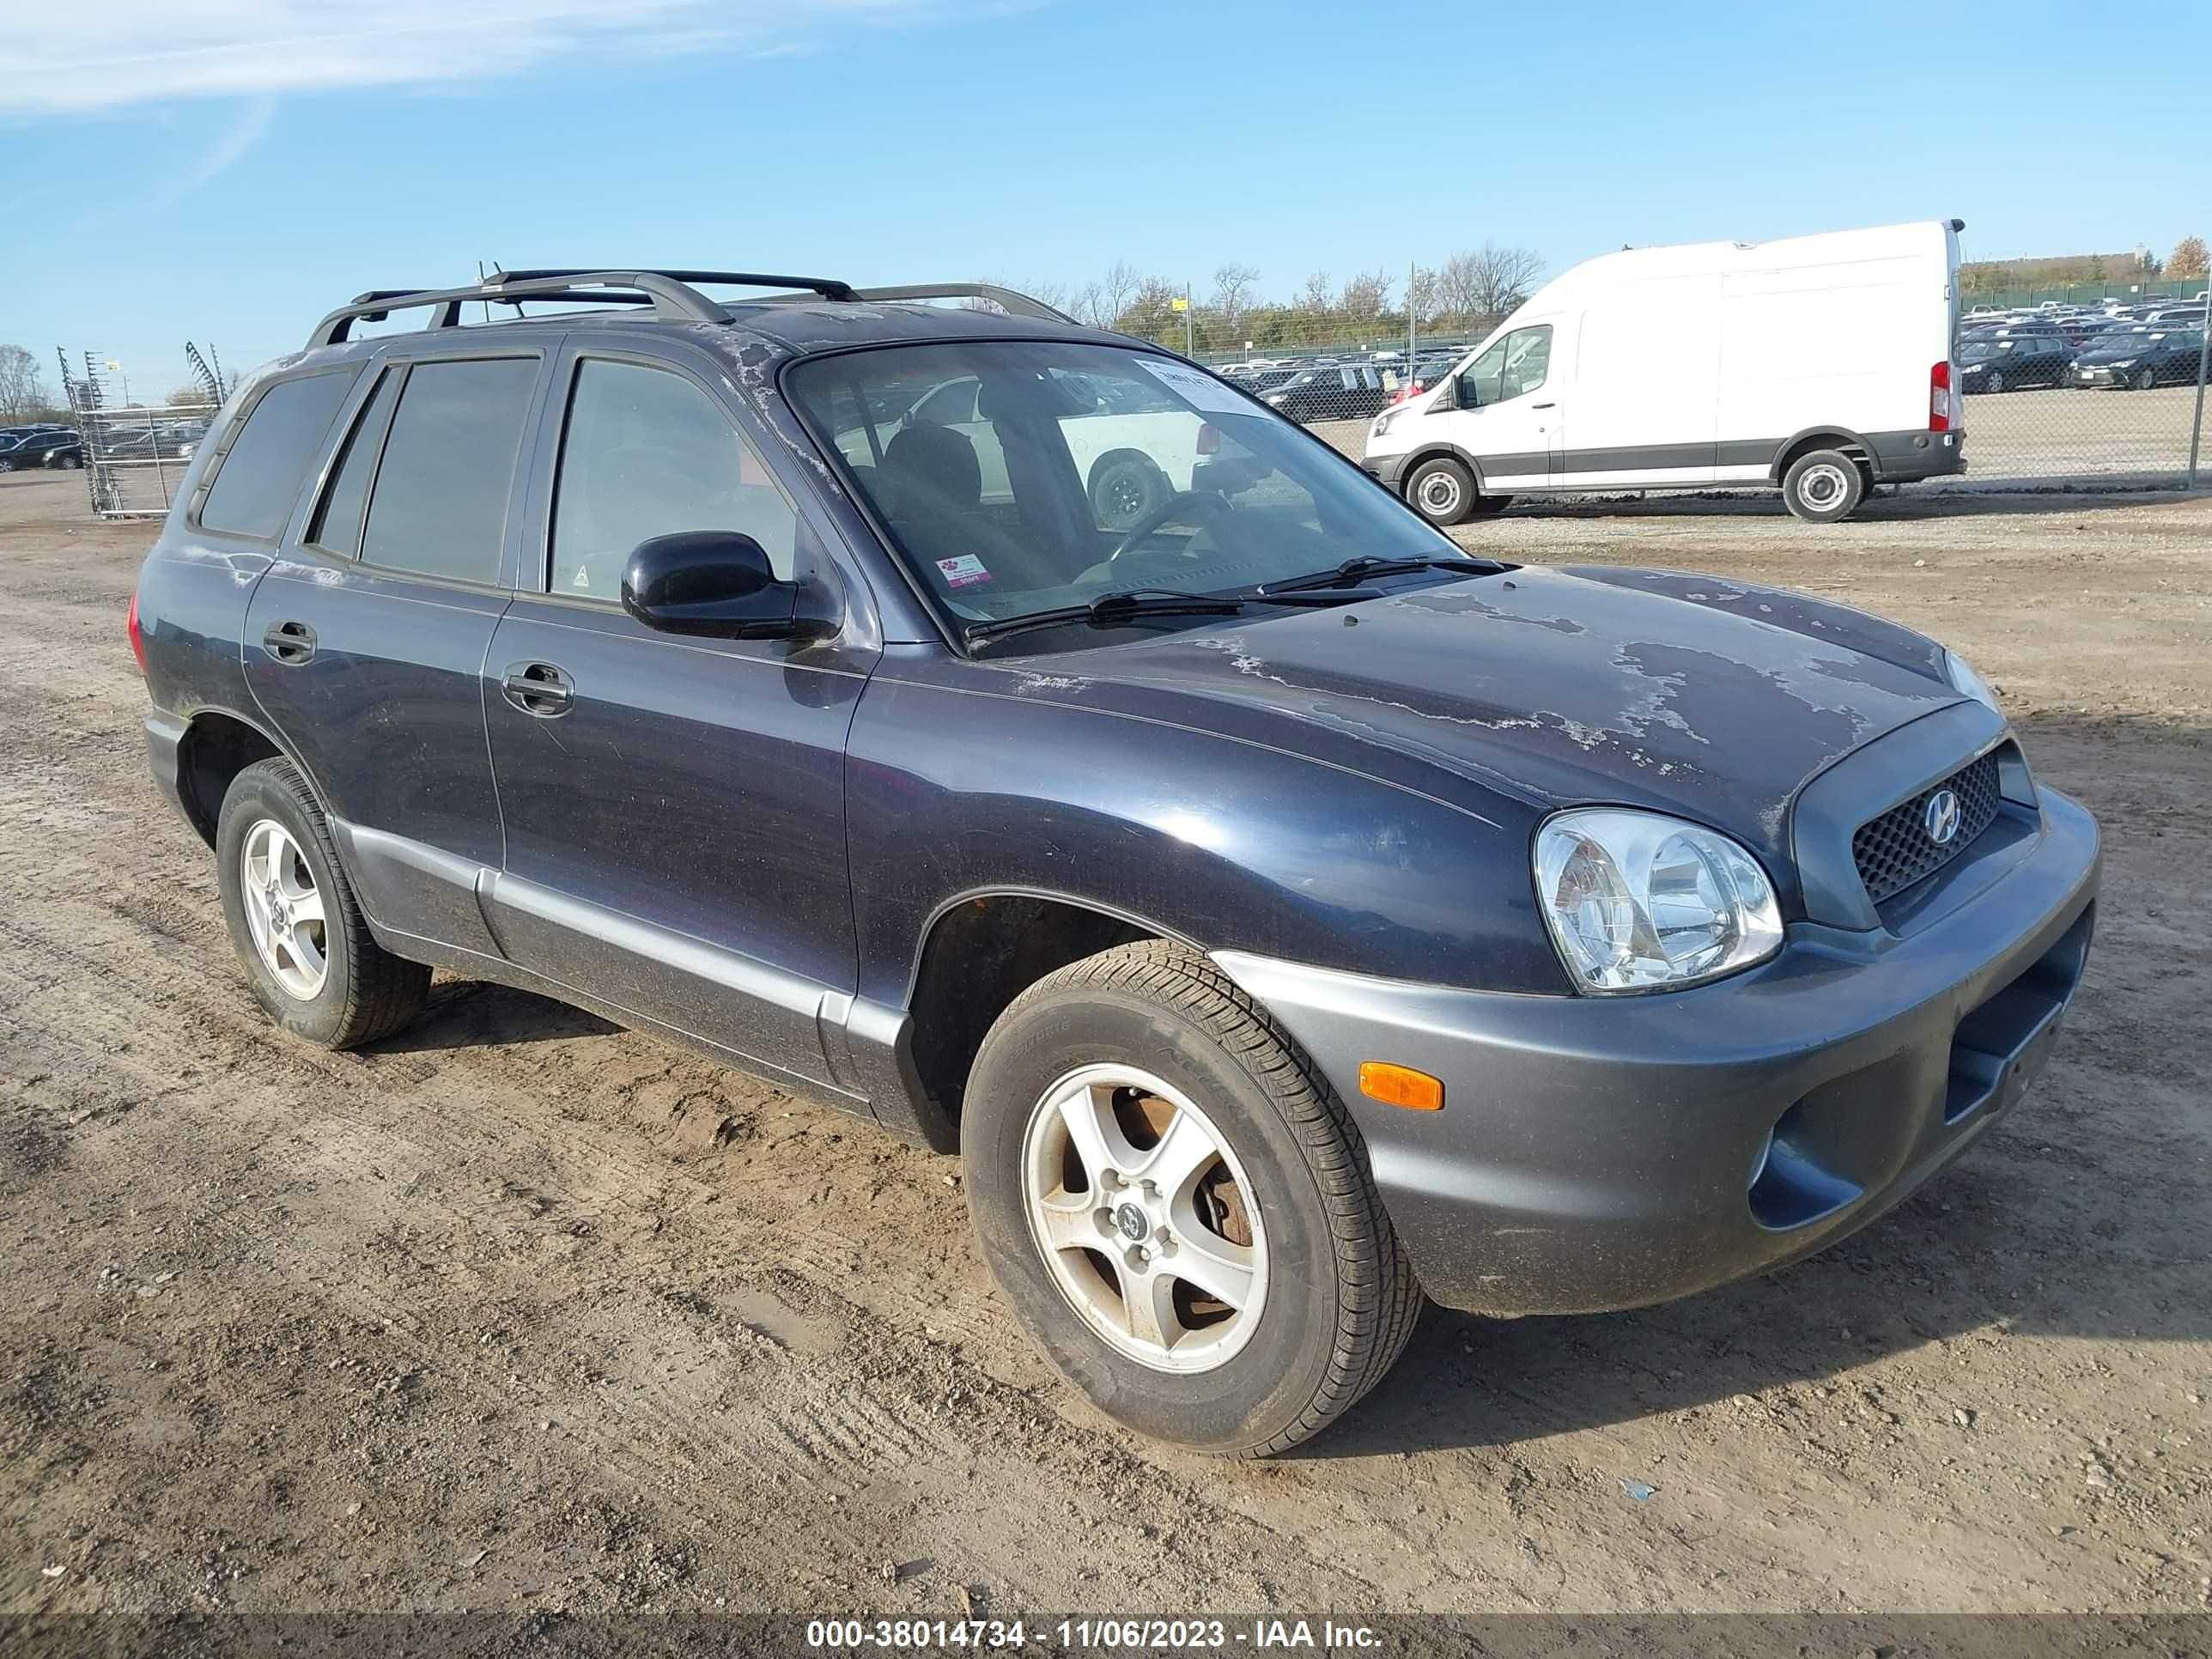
788, 340, 1463, 645
2087, 331, 2144, 351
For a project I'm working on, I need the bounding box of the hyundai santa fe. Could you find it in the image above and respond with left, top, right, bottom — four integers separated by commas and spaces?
130, 268, 2100, 1455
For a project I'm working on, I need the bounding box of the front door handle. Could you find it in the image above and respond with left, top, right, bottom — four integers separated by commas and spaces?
1530, 401, 1557, 410
262, 619, 317, 665
501, 660, 574, 718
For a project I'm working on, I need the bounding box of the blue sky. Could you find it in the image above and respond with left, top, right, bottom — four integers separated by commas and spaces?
4, 0, 2208, 398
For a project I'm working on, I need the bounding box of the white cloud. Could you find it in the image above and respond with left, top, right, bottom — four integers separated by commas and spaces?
1, 0, 994, 115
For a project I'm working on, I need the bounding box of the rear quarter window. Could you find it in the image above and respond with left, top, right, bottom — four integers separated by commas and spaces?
196, 371, 357, 539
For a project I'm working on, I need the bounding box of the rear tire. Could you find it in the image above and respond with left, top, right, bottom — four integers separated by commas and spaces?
1781, 447, 1867, 523
216, 757, 428, 1049
961, 940, 1421, 1455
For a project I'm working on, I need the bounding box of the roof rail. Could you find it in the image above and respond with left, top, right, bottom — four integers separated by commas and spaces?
854, 283, 1079, 325
307, 267, 858, 348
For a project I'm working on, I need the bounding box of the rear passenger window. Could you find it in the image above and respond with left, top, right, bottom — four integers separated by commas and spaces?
307, 368, 402, 556
198, 371, 356, 539
549, 358, 797, 599
359, 358, 538, 585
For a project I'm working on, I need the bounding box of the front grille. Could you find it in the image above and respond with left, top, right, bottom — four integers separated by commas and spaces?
1851, 751, 2002, 903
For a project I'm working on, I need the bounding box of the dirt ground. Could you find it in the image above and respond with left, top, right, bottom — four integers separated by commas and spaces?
3, 468, 2209, 1621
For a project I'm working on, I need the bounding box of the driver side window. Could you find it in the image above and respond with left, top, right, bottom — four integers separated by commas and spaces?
549, 358, 797, 600
1462, 324, 1553, 406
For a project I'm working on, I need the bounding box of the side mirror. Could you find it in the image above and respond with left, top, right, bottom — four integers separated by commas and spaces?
620, 531, 833, 642
1451, 375, 1477, 410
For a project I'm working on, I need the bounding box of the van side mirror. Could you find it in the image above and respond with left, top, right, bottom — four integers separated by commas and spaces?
621, 531, 833, 642
1446, 375, 1472, 410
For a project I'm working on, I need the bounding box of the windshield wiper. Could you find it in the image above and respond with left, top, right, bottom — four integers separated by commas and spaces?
1255, 554, 1502, 596
963, 587, 1247, 645
961, 582, 1390, 646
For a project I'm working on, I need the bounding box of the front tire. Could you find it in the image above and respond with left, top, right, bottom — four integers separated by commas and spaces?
962, 941, 1420, 1455
2135, 367, 2157, 391
216, 757, 428, 1048
1781, 447, 1868, 523
1404, 455, 1478, 526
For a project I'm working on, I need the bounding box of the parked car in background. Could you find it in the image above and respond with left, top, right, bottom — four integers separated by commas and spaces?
1957, 333, 2074, 392
1260, 362, 1401, 423
130, 265, 2099, 1456
2068, 327, 2207, 390
0, 428, 83, 471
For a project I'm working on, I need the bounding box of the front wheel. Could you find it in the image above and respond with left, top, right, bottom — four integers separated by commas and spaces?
1988, 369, 2007, 393
2135, 367, 2157, 391
962, 941, 1421, 1455
1404, 455, 1478, 526
1781, 447, 1868, 523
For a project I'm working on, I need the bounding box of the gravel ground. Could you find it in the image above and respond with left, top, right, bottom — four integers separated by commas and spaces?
2, 468, 2209, 1623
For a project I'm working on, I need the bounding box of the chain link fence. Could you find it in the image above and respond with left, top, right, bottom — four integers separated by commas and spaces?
57, 351, 222, 519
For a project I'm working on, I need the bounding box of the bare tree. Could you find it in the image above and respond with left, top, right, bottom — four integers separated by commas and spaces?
1437, 251, 1480, 319
1298, 270, 1332, 312
1101, 261, 1140, 327
1071, 281, 1109, 329
1467, 242, 1544, 318
0, 344, 48, 422
1338, 269, 1393, 319
1406, 264, 1442, 326
1210, 262, 1260, 332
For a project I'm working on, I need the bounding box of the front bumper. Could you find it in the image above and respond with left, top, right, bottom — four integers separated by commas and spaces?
1359, 447, 1413, 491
1214, 786, 2099, 1316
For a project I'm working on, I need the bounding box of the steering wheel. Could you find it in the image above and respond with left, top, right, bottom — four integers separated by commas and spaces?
1108, 489, 1234, 565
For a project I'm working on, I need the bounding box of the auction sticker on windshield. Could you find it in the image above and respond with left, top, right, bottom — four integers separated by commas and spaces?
1137, 356, 1258, 416
935, 555, 993, 590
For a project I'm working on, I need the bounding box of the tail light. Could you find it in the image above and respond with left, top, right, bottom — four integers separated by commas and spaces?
1195, 422, 1220, 455
127, 590, 148, 676
1929, 361, 1954, 432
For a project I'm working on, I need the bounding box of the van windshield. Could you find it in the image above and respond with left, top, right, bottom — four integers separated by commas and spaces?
788, 341, 1459, 644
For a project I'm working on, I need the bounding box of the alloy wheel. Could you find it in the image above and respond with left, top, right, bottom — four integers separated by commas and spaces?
1019, 1064, 1267, 1374
240, 818, 329, 1000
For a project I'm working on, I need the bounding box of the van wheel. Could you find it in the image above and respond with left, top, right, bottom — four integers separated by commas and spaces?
1089, 453, 1173, 533
216, 757, 429, 1048
1405, 456, 1479, 526
961, 940, 1421, 1455
1781, 448, 1867, 523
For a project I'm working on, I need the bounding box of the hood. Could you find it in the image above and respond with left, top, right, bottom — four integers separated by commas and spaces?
1040, 565, 1964, 874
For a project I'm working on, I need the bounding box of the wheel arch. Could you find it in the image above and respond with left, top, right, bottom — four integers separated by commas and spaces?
897, 887, 1194, 1147
1395, 441, 1489, 492
173, 704, 325, 848
1770, 426, 1878, 483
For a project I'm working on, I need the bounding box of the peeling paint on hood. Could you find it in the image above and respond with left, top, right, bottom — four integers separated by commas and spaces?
1018, 565, 1965, 872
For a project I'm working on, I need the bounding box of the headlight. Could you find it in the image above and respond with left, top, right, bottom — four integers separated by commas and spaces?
2109, 358, 2136, 368
1533, 809, 1783, 994
1944, 647, 2002, 715
1261, 392, 1286, 404
1370, 406, 1401, 439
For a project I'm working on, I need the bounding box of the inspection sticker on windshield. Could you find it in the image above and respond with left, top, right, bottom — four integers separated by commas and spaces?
1137, 356, 1255, 416
936, 554, 994, 590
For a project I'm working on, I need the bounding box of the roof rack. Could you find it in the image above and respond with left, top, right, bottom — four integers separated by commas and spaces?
307, 270, 1078, 349
854, 283, 1078, 324
307, 268, 858, 348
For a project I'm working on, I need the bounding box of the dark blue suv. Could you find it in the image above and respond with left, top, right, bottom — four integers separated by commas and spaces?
131, 270, 2100, 1454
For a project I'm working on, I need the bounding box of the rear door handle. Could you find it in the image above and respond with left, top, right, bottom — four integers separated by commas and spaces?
261, 619, 317, 665
1530, 401, 1557, 410
501, 660, 574, 718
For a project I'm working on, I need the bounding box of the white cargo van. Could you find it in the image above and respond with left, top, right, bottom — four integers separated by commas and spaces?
1361, 219, 1967, 523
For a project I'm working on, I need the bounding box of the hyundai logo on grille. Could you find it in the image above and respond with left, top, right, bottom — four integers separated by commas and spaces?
1923, 788, 1962, 847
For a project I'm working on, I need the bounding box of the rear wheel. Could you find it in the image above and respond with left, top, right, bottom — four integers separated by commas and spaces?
216, 757, 428, 1048
1404, 455, 1479, 526
962, 941, 1421, 1455
1781, 447, 1867, 523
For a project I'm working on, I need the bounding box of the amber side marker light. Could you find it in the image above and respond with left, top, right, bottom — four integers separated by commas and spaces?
1358, 1062, 1443, 1111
